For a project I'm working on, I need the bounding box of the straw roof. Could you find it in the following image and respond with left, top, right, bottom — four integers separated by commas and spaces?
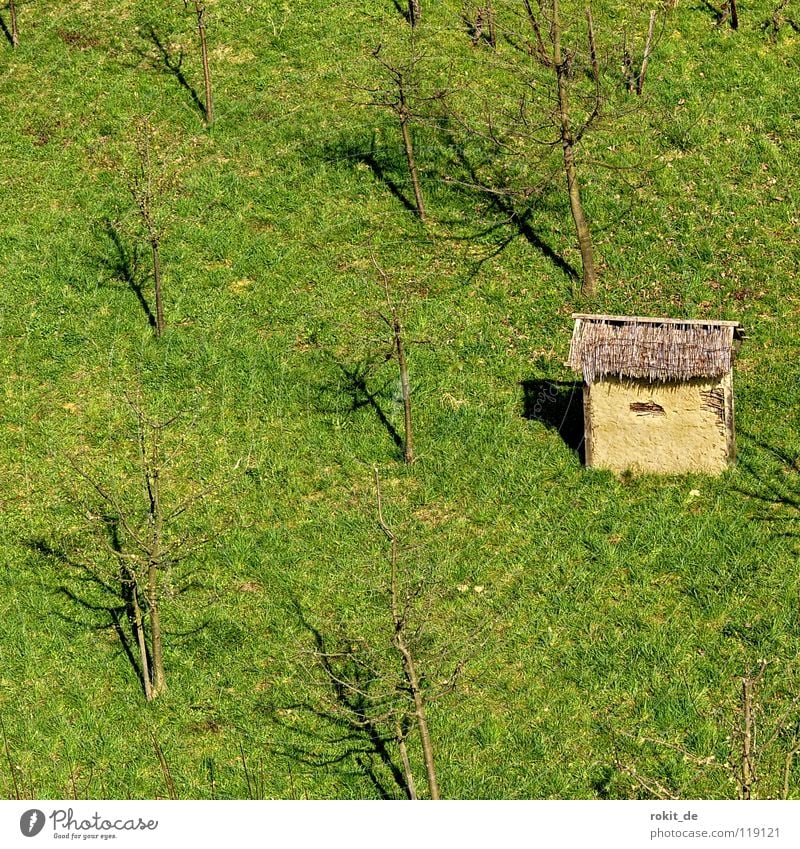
567, 314, 744, 384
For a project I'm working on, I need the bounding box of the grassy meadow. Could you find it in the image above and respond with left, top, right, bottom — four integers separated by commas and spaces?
0, 0, 799, 799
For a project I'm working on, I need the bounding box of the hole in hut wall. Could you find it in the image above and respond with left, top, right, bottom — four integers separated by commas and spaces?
629, 401, 665, 416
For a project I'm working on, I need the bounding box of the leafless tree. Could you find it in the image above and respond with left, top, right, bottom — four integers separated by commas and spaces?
609, 661, 800, 799
536, 0, 600, 298
358, 41, 446, 222
301, 471, 457, 797
122, 117, 178, 338
293, 471, 488, 799
448, 2, 658, 299
445, 1, 607, 297
374, 470, 438, 796
67, 398, 212, 701
371, 255, 415, 464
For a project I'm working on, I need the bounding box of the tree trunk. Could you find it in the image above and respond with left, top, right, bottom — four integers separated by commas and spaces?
486, 2, 497, 47
131, 579, 153, 701
562, 144, 597, 299
729, 0, 739, 29
147, 428, 167, 698
741, 675, 753, 799
9, 0, 18, 47
409, 0, 421, 28
395, 632, 439, 798
394, 317, 415, 463
151, 240, 166, 338
388, 540, 438, 799
399, 112, 426, 222
195, 3, 214, 125
552, 0, 597, 299
148, 560, 166, 698
395, 721, 418, 800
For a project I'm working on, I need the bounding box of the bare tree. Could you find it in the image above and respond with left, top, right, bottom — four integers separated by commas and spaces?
186, 1, 214, 124
374, 44, 426, 220
547, 0, 599, 298
357, 40, 446, 222
290, 467, 494, 799
298, 471, 460, 798
447, 1, 609, 298
122, 117, 178, 338
331, 252, 419, 463
374, 470, 438, 796
609, 661, 800, 799
371, 255, 415, 464
67, 398, 211, 701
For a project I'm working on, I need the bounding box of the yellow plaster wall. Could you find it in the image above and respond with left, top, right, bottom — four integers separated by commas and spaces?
586, 376, 733, 475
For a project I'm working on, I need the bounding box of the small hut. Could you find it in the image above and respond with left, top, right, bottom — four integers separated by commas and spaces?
567, 314, 744, 475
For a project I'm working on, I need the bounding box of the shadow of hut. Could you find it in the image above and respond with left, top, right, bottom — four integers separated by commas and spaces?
521, 378, 586, 463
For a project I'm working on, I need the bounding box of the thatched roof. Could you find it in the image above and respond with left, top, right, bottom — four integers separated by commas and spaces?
568, 314, 744, 384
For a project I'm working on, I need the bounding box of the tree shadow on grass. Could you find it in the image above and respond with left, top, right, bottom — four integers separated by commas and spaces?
323, 134, 418, 216
28, 525, 207, 699
695, 0, 725, 25
732, 434, 800, 549
521, 378, 585, 462
265, 597, 412, 800
316, 353, 405, 461
0, 14, 14, 47
320, 128, 579, 287
26, 527, 152, 699
138, 24, 205, 120
97, 218, 157, 331
445, 138, 581, 285
390, 0, 411, 25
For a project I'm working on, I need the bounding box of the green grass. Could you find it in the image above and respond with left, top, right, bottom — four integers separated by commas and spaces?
1, 0, 800, 799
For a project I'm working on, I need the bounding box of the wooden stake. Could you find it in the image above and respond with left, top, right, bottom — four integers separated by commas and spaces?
637, 11, 656, 96
193, 2, 214, 125
586, 7, 599, 87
